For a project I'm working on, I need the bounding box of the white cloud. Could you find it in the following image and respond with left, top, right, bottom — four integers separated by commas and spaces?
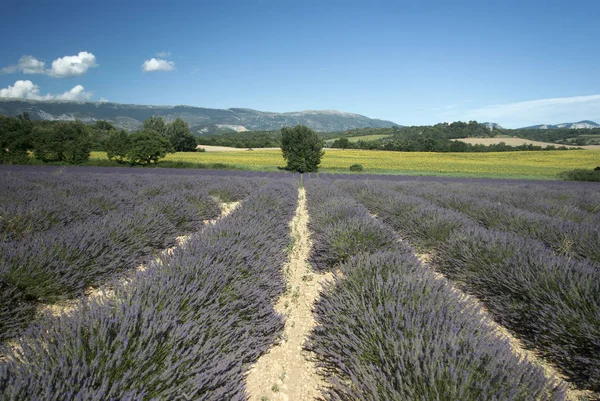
54, 84, 92, 101
49, 51, 98, 78
156, 51, 171, 57
463, 94, 600, 128
99, 97, 109, 102
142, 58, 175, 72
19, 56, 47, 74
0, 80, 92, 101
1, 55, 47, 75
0, 80, 51, 100
1, 52, 98, 78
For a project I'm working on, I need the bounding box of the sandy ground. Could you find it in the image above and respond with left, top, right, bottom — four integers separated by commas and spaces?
454, 137, 600, 150
246, 187, 332, 401
197, 145, 280, 152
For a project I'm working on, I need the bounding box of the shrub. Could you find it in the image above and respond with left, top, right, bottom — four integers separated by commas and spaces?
349, 163, 364, 172
558, 169, 600, 182
308, 251, 565, 400
0, 180, 298, 399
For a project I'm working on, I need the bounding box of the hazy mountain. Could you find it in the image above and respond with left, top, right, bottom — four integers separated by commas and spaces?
0, 99, 398, 132
520, 120, 599, 129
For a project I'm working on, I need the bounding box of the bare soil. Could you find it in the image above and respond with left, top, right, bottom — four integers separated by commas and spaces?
245, 187, 331, 401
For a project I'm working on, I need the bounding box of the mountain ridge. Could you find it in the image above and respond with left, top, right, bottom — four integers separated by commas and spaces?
0, 98, 398, 133
520, 120, 599, 129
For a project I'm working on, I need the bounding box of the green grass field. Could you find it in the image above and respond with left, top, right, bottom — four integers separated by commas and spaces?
90, 149, 600, 180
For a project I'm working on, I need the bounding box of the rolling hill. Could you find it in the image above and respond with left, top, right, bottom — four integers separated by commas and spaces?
0, 98, 398, 133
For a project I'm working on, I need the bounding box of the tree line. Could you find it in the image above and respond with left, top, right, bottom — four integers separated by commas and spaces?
194, 121, 582, 152
329, 121, 581, 152
0, 114, 197, 165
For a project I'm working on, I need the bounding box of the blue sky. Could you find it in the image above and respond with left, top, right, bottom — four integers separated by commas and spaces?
1, 0, 599, 128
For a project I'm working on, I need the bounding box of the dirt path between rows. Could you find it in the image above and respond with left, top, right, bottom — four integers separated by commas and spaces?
246, 187, 332, 401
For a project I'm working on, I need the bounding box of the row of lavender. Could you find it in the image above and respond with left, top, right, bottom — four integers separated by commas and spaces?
0, 178, 298, 400
416, 180, 600, 224
385, 180, 600, 262
335, 179, 600, 392
0, 169, 263, 344
303, 181, 564, 400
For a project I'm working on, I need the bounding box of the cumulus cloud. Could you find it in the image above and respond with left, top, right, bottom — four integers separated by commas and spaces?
156, 51, 171, 57
49, 51, 98, 78
142, 58, 175, 72
1, 52, 98, 78
0, 80, 51, 100
1, 55, 47, 75
462, 94, 600, 128
0, 80, 92, 101
54, 85, 92, 101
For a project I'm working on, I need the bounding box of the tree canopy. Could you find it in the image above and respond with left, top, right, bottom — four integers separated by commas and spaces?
166, 118, 197, 151
281, 125, 325, 173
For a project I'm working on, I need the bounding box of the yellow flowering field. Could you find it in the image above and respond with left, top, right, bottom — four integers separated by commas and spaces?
91, 149, 600, 179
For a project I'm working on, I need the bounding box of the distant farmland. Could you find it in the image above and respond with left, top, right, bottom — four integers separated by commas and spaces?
91, 148, 600, 180
454, 137, 600, 150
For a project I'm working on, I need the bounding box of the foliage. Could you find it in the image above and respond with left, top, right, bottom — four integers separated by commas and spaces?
166, 118, 197, 151
558, 169, 600, 182
280, 125, 325, 173
196, 129, 282, 148
349, 163, 363, 172
332, 137, 350, 149
104, 129, 131, 163
32, 121, 91, 164
0, 113, 33, 163
89, 120, 116, 150
126, 130, 174, 165
142, 115, 167, 137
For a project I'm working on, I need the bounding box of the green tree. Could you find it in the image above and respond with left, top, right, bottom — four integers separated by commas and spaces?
166, 118, 197, 151
126, 130, 174, 165
332, 137, 350, 150
0, 114, 33, 163
105, 130, 131, 163
89, 120, 116, 150
281, 125, 324, 173
33, 121, 91, 164
143, 116, 167, 137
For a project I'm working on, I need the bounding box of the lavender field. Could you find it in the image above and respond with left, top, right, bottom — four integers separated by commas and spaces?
0, 166, 598, 400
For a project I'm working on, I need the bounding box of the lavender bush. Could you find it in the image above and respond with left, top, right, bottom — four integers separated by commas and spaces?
304, 181, 409, 271
336, 179, 600, 392
0, 179, 298, 400
0, 168, 266, 344
308, 251, 565, 400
